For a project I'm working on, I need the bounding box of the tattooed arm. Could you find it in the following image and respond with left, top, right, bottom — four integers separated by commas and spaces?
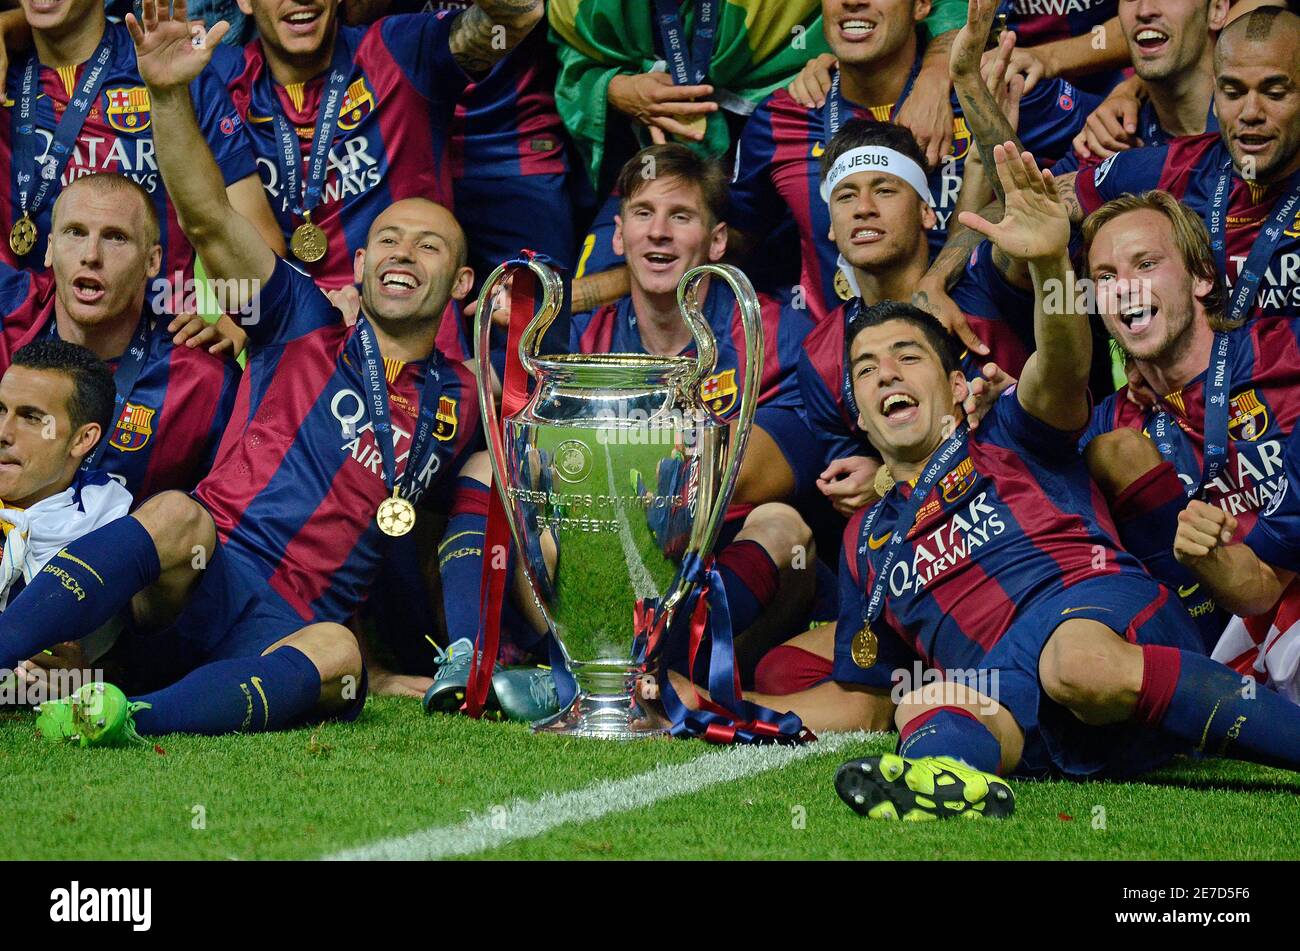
950, 0, 1024, 200
449, 0, 543, 76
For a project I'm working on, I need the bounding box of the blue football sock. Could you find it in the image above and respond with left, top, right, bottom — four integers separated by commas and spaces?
439, 477, 490, 644
716, 539, 779, 635
898, 706, 1002, 774
1136, 645, 1300, 772
0, 516, 160, 671
130, 646, 322, 736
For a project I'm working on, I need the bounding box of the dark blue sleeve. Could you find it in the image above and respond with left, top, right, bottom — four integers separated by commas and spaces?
245, 258, 340, 350
796, 346, 863, 469
1078, 395, 1118, 452
1050, 149, 1081, 175
949, 239, 1033, 324
189, 55, 257, 187
0, 260, 33, 320
1015, 79, 1102, 162
982, 385, 1086, 463
379, 12, 468, 105
728, 96, 787, 236
831, 528, 917, 687
1246, 428, 1300, 573
1075, 144, 1169, 215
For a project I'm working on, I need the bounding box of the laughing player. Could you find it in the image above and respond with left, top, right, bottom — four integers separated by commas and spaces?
0, 173, 239, 499
6, 1, 480, 743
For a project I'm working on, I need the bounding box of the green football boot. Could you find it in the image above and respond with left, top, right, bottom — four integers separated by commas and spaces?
835, 754, 1015, 821
423, 638, 501, 717
489, 666, 560, 723
35, 682, 151, 748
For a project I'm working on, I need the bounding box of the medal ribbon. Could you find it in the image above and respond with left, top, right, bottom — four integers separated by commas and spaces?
821, 54, 921, 147
1206, 159, 1300, 323
352, 317, 445, 504
1150, 331, 1232, 498
265, 36, 353, 221
13, 33, 115, 225
653, 0, 717, 87
856, 424, 969, 627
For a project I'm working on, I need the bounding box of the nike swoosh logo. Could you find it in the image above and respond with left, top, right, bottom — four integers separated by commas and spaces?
248, 113, 275, 123
868, 533, 890, 550
812, 142, 825, 157
1060, 605, 1110, 616
1178, 583, 1200, 598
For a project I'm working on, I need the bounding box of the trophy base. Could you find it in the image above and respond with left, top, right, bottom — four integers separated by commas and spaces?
533, 665, 668, 740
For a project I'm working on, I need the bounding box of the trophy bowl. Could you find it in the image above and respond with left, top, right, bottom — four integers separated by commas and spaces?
474, 261, 763, 739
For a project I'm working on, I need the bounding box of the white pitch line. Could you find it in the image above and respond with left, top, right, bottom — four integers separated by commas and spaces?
324, 730, 881, 861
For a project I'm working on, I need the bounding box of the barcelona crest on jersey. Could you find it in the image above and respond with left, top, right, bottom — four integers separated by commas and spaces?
940, 456, 977, 503
1228, 389, 1269, 442
110, 403, 156, 452
337, 78, 375, 132
104, 87, 151, 134
701, 369, 738, 416
949, 117, 972, 163
433, 395, 458, 441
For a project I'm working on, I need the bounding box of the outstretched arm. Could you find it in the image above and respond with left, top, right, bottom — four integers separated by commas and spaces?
960, 143, 1087, 432
127, 0, 276, 305
449, 0, 543, 76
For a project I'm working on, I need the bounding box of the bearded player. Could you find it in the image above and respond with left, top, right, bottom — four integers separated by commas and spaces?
6, 0, 480, 743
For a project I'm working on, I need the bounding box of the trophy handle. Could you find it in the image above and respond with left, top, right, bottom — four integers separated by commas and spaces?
677, 263, 764, 562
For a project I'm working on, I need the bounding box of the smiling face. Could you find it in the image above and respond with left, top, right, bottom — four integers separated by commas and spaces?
354, 198, 473, 327
1087, 207, 1212, 364
1215, 13, 1300, 183
828, 169, 935, 273
238, 0, 340, 72
822, 0, 929, 70
47, 182, 159, 334
613, 175, 727, 300
1121, 0, 1226, 82
848, 317, 965, 467
0, 366, 95, 508
20, 0, 101, 40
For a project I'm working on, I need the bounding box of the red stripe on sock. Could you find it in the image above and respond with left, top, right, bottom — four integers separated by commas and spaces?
451, 481, 490, 519
1134, 644, 1182, 726
716, 539, 780, 607
1112, 461, 1184, 522
753, 645, 832, 695
898, 705, 978, 745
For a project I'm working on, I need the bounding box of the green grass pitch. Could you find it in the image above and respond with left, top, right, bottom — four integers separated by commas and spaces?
4, 697, 1299, 860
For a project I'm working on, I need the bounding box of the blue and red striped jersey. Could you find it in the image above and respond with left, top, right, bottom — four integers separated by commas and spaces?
0, 22, 255, 284
729, 63, 1096, 322
1084, 316, 1300, 540
1052, 100, 1220, 175
0, 264, 240, 499
834, 388, 1153, 685
1245, 422, 1300, 574
796, 240, 1035, 469
1076, 134, 1300, 320
221, 13, 468, 289
194, 259, 480, 624
570, 282, 812, 420
1002, 0, 1117, 47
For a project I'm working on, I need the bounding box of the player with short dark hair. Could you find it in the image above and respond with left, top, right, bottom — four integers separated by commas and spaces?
0, 172, 240, 499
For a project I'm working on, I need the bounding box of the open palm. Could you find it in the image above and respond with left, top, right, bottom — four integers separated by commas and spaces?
958, 142, 1070, 263
126, 0, 229, 90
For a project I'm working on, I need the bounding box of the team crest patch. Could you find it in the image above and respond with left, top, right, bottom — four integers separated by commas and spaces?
105, 87, 151, 134
701, 369, 738, 416
940, 457, 977, 503
433, 395, 458, 441
336, 78, 375, 131
1228, 389, 1269, 442
1285, 209, 1300, 239
110, 403, 155, 452
949, 117, 972, 162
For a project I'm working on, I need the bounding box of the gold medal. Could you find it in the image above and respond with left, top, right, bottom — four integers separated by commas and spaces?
851, 624, 878, 669
376, 491, 416, 537
873, 463, 895, 499
9, 214, 37, 257
290, 212, 328, 263
834, 269, 854, 301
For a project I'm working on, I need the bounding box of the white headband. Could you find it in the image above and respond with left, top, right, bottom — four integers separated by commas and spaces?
820, 146, 934, 205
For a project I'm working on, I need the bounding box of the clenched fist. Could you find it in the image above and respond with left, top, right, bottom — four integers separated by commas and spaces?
1173, 500, 1238, 566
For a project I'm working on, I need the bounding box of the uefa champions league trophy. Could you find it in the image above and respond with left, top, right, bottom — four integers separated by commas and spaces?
473, 259, 763, 738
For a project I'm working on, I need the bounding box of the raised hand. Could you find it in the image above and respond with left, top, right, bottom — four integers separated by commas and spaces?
126, 0, 229, 91
957, 142, 1070, 263
951, 0, 1000, 83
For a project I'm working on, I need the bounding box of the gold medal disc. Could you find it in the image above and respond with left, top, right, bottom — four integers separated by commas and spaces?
834, 269, 854, 301
9, 215, 37, 257
872, 463, 895, 499
376, 494, 417, 537
851, 624, 878, 669
290, 218, 328, 263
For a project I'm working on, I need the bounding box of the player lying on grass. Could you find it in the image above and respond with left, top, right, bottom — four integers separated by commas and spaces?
0, 0, 483, 744
676, 142, 1300, 819
0, 341, 131, 698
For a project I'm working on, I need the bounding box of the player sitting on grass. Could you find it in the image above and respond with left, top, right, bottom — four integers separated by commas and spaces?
0, 341, 131, 701
0, 0, 482, 744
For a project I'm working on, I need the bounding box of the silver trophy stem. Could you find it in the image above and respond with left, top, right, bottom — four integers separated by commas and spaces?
532, 660, 665, 739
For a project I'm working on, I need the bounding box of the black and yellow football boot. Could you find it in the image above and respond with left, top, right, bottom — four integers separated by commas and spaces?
835, 754, 1015, 820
